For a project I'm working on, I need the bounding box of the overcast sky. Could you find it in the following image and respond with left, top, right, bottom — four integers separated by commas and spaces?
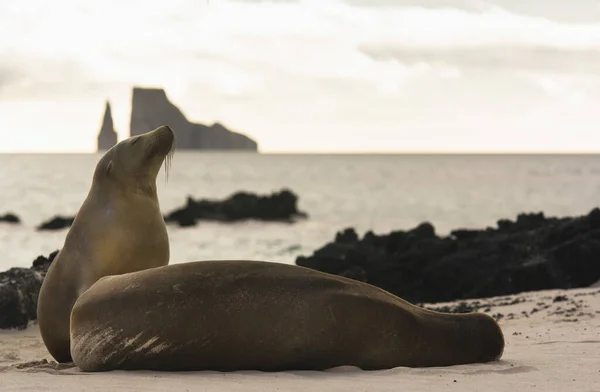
1, 0, 600, 153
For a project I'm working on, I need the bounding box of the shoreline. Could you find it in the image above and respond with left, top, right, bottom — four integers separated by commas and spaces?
2, 286, 598, 391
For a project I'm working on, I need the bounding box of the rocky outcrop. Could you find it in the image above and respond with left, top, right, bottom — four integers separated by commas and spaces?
36, 216, 74, 231
35, 189, 307, 230
296, 209, 600, 304
165, 189, 308, 227
0, 250, 57, 329
96, 101, 118, 151
0, 213, 20, 224
130, 87, 258, 151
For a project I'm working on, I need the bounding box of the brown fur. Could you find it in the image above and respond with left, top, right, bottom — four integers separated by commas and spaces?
70, 260, 504, 372
37, 125, 175, 362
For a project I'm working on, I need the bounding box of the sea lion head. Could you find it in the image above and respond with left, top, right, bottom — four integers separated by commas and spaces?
92, 125, 176, 197
473, 313, 505, 363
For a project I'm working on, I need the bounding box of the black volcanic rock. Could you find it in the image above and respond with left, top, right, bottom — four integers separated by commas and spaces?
31, 250, 59, 275
36, 189, 307, 230
165, 189, 308, 227
36, 216, 75, 231
296, 208, 600, 304
0, 213, 20, 224
0, 250, 58, 329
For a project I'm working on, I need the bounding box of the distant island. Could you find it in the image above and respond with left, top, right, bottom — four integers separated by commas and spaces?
97, 87, 259, 152
97, 101, 118, 150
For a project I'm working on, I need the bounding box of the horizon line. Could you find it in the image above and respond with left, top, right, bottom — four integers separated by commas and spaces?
1, 150, 600, 155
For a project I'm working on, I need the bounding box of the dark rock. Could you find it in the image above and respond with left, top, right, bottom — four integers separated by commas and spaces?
31, 250, 59, 274
335, 228, 359, 244
36, 216, 75, 231
0, 213, 20, 224
515, 212, 547, 230
339, 266, 367, 282
553, 295, 568, 303
164, 189, 308, 227
97, 101, 118, 151
38, 189, 308, 230
296, 208, 600, 304
0, 250, 58, 329
130, 87, 258, 151
588, 208, 600, 229
0, 268, 41, 329
450, 229, 480, 240
410, 222, 436, 239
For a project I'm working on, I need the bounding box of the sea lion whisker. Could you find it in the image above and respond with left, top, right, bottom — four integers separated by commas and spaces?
165, 145, 175, 186
164, 131, 176, 186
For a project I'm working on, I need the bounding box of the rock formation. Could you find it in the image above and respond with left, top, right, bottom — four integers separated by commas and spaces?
36, 216, 74, 231
96, 101, 118, 151
35, 189, 307, 230
0, 213, 20, 224
0, 250, 57, 329
130, 87, 258, 151
296, 209, 600, 305
164, 189, 308, 227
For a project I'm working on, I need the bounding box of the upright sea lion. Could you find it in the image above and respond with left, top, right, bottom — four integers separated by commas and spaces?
70, 260, 504, 372
37, 125, 175, 363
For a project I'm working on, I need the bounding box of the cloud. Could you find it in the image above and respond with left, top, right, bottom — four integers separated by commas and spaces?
0, 0, 600, 152
0, 55, 115, 99
0, 66, 20, 93
2, 0, 599, 96
230, 0, 298, 3
360, 45, 600, 74
342, 0, 600, 23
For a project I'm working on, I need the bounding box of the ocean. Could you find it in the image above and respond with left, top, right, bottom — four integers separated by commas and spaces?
1, 152, 600, 270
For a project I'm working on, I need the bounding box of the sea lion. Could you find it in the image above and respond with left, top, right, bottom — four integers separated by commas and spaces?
70, 260, 504, 372
37, 125, 175, 363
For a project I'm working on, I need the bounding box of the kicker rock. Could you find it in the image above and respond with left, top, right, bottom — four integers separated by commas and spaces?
129, 87, 258, 151
96, 101, 118, 151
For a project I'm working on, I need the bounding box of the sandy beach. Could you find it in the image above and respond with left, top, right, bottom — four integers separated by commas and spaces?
1, 287, 598, 392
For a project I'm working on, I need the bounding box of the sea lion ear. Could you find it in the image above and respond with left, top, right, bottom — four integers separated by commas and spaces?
105, 160, 114, 175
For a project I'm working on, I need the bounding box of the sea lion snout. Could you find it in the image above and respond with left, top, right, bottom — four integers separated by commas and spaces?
146, 125, 175, 156
152, 125, 175, 156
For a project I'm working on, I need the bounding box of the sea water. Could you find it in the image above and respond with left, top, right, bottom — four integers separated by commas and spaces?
1, 153, 599, 269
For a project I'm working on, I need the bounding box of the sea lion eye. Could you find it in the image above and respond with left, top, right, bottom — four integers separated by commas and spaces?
131, 138, 139, 146
105, 161, 113, 174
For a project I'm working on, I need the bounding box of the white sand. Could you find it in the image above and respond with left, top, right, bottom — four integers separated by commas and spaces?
1, 287, 599, 392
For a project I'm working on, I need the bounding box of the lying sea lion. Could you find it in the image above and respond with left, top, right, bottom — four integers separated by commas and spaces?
70, 259, 504, 371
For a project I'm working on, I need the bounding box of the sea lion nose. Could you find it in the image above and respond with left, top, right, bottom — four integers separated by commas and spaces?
150, 125, 175, 155
154, 125, 174, 137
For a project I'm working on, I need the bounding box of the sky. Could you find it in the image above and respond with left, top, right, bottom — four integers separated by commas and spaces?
1, 0, 600, 153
